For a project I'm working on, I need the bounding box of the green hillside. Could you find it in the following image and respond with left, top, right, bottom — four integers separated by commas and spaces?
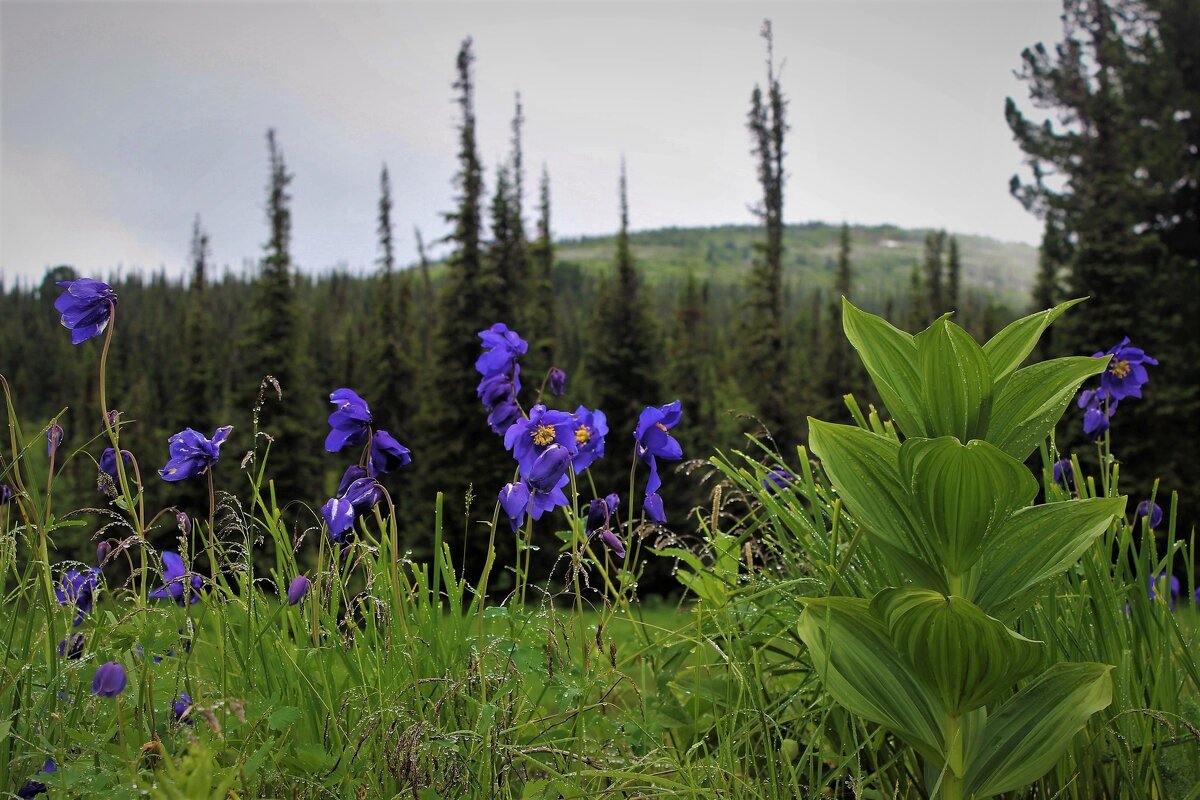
553, 221, 1038, 309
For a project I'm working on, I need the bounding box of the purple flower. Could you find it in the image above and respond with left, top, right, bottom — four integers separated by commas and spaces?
91, 661, 126, 697
0, 483, 15, 505
1078, 391, 1112, 440
321, 468, 382, 542
1150, 571, 1180, 609
16, 779, 47, 799
99, 448, 130, 482
368, 430, 411, 477
177, 511, 191, 536
762, 468, 795, 494
173, 693, 193, 724
475, 323, 528, 377
634, 401, 683, 524
149, 551, 204, 606
486, 399, 522, 436
46, 424, 63, 458
504, 404, 577, 475
286, 575, 311, 605
570, 406, 608, 473
499, 482, 530, 532
55, 567, 100, 625
96, 540, 113, 565
325, 388, 372, 453
529, 478, 569, 521
1051, 459, 1074, 489
159, 426, 232, 481
1094, 338, 1158, 402
1135, 500, 1164, 530
42, 760, 56, 775
527, 445, 571, 493
58, 633, 85, 659
586, 494, 625, 558
54, 278, 116, 345
548, 368, 567, 397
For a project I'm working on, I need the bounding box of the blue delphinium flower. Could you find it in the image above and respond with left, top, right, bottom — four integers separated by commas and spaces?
286, 575, 310, 605
476, 323, 528, 376
99, 447, 131, 482
150, 551, 204, 606
1077, 390, 1112, 440
499, 482, 530, 532
91, 661, 126, 697
173, 693, 193, 724
1052, 459, 1074, 490
634, 401, 683, 524
1094, 338, 1158, 401
477, 324, 527, 435
58, 633, 85, 659
548, 368, 567, 397
55, 567, 101, 626
368, 430, 411, 477
1150, 571, 1180, 610
325, 389, 372, 452
585, 494, 624, 558
505, 404, 577, 475
0, 483, 15, 505
159, 426, 233, 481
569, 406, 607, 474
522, 445, 571, 522
46, 424, 64, 458
16, 778, 47, 799
321, 466, 382, 542
54, 278, 116, 345
1135, 500, 1164, 530
762, 468, 795, 494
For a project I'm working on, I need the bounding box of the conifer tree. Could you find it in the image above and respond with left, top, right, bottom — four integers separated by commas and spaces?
946, 234, 961, 312
179, 215, 215, 429
665, 272, 716, 459
741, 19, 791, 442
835, 221, 853, 301
525, 166, 557, 379
243, 129, 321, 506
369, 164, 415, 440
922, 229, 946, 317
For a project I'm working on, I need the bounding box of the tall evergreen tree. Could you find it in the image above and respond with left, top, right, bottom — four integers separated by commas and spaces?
665, 272, 716, 460
242, 129, 321, 506
835, 221, 853, 301
740, 19, 791, 442
525, 166, 557, 379
179, 215, 215, 430
922, 230, 946, 317
369, 164, 415, 440
946, 234, 961, 312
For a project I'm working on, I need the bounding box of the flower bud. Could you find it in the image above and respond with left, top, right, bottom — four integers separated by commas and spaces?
96, 540, 112, 565
46, 424, 64, 458
286, 575, 311, 606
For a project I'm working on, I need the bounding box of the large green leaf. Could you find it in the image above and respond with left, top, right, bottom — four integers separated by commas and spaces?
871, 589, 1045, 715
841, 299, 928, 438
984, 356, 1109, 461
797, 596, 945, 762
808, 420, 933, 569
900, 438, 1037, 574
974, 497, 1126, 618
917, 320, 994, 441
963, 662, 1113, 798
981, 298, 1085, 381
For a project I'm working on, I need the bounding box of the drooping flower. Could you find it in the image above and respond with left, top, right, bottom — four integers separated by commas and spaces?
586, 494, 625, 558
368, 430, 411, 477
96, 540, 112, 565
91, 661, 126, 697
177, 511, 192, 536
159, 426, 233, 482
321, 467, 382, 542
570, 406, 608, 473
477, 324, 527, 435
1149, 571, 1181, 610
99, 447, 131, 482
1094, 338, 1158, 402
173, 693, 193, 724
1078, 392, 1112, 440
0, 483, 15, 505
55, 567, 101, 625
1135, 500, 1164, 530
529, 478, 569, 521
499, 482, 530, 532
475, 323, 528, 377
548, 368, 567, 397
762, 468, 795, 494
54, 278, 116, 345
527, 445, 571, 493
504, 404, 577, 475
1052, 459, 1074, 490
149, 551, 205, 606
46, 424, 64, 458
486, 399, 522, 436
16, 778, 47, 799
58, 633, 85, 659
634, 401, 683, 524
286, 575, 311, 605
325, 389, 372, 453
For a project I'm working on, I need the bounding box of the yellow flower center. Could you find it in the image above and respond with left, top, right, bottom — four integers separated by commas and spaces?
656, 422, 669, 433
532, 424, 556, 447
575, 426, 591, 445
1110, 359, 1131, 379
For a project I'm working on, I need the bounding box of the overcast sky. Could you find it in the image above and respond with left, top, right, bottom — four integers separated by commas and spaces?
1, 0, 1063, 283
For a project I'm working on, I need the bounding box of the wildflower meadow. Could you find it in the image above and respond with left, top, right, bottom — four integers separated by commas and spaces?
1, 279, 1197, 799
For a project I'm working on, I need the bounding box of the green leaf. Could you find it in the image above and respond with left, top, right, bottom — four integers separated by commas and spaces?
871, 589, 1045, 715
964, 662, 1113, 798
808, 421, 934, 572
268, 705, 302, 731
916, 320, 994, 441
984, 356, 1108, 461
975, 497, 1126, 618
798, 596, 945, 762
900, 438, 1037, 574
981, 298, 1085, 381
841, 299, 928, 437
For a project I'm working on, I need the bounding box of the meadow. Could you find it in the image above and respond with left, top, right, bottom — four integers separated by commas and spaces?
1, 282, 1197, 799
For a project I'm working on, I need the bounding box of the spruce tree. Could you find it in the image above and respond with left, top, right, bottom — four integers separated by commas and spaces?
835, 221, 853, 301
179, 215, 215, 430
922, 229, 946, 318
369, 164, 415, 440
741, 19, 791, 442
525, 166, 557, 381
946, 234, 961, 312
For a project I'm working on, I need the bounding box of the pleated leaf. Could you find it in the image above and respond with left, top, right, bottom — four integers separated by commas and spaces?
984, 356, 1109, 461
797, 596, 945, 763
964, 662, 1113, 798
871, 588, 1045, 715
916, 320, 994, 442
900, 437, 1037, 574
975, 496, 1126, 618
841, 299, 928, 438
981, 298, 1084, 381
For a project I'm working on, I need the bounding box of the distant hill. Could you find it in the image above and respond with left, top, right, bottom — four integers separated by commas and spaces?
553, 222, 1038, 310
